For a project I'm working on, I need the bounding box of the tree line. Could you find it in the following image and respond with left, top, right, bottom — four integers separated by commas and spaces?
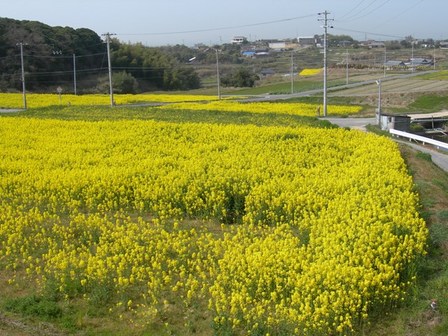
0, 18, 201, 93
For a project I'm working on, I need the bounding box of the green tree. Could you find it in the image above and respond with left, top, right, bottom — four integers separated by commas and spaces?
112, 41, 200, 91
221, 67, 258, 87
0, 18, 104, 92
112, 71, 139, 94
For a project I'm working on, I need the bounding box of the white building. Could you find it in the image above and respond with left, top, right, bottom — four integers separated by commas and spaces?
232, 36, 247, 44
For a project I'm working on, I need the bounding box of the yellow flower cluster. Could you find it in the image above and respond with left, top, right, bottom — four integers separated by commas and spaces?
0, 93, 361, 117
0, 93, 217, 108
0, 116, 427, 334
299, 68, 323, 76
157, 100, 361, 116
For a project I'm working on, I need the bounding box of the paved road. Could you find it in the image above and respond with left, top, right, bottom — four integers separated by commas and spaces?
0, 109, 21, 113
321, 117, 448, 173
321, 117, 377, 131
395, 140, 448, 172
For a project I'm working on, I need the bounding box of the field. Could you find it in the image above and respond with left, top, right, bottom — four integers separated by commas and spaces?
0, 93, 362, 117
329, 78, 448, 98
0, 93, 220, 109
0, 101, 430, 335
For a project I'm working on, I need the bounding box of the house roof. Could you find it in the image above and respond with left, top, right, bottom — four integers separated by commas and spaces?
408, 111, 448, 120
385, 60, 405, 66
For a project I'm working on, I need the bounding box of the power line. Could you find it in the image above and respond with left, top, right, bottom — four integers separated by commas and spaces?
24, 52, 107, 59
339, 0, 383, 22
28, 67, 108, 76
334, 27, 405, 40
343, 0, 393, 22
339, 0, 370, 20
117, 14, 316, 36
372, 0, 425, 31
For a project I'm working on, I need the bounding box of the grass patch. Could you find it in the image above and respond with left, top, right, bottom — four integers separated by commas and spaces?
365, 144, 448, 336
227, 80, 322, 95
227, 78, 346, 95
418, 70, 448, 81
409, 94, 448, 112
4, 295, 62, 320
439, 210, 448, 220
416, 151, 433, 162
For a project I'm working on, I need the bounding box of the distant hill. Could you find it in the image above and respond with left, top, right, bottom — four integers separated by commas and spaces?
0, 17, 200, 93
0, 17, 104, 92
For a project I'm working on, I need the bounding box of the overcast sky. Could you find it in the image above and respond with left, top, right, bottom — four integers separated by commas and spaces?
2, 0, 446, 46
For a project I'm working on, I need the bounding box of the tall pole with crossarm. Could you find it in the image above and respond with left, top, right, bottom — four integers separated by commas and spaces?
17, 42, 27, 110
215, 48, 221, 100
102, 33, 116, 107
318, 11, 333, 117
73, 53, 77, 95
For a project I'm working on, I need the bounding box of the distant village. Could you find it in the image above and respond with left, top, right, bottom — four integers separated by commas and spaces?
220, 35, 447, 69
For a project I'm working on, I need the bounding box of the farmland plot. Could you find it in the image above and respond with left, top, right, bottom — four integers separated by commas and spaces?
330, 79, 448, 97
0, 112, 427, 335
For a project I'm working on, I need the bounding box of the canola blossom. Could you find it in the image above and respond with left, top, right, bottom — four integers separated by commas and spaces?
157, 100, 362, 116
0, 93, 363, 117
0, 115, 427, 335
299, 68, 323, 76
0, 92, 218, 109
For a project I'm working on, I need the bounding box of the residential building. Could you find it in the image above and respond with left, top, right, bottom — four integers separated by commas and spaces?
231, 36, 247, 44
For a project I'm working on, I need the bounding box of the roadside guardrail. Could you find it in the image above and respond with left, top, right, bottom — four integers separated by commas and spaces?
390, 129, 448, 151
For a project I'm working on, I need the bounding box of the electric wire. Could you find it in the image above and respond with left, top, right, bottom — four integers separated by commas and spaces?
372, 0, 425, 30
339, 0, 392, 22
339, 0, 370, 20
117, 14, 316, 36
334, 27, 405, 40
338, 0, 381, 21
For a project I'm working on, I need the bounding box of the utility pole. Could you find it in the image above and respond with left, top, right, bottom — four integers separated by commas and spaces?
376, 79, 382, 128
318, 11, 333, 117
73, 53, 77, 95
215, 48, 221, 100
433, 45, 436, 70
345, 49, 349, 85
291, 51, 294, 94
102, 33, 116, 106
17, 42, 27, 110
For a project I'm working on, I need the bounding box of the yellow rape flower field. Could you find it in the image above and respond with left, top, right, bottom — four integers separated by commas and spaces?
0, 106, 427, 335
0, 92, 218, 108
157, 100, 361, 116
299, 68, 323, 76
0, 93, 362, 117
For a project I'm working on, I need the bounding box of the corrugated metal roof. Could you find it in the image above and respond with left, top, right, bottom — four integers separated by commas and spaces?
408, 111, 448, 120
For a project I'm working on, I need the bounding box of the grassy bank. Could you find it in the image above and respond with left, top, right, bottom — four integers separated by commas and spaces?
365, 144, 448, 336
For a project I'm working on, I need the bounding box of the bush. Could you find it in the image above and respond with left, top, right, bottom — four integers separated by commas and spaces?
410, 123, 425, 133
4, 295, 62, 319
112, 71, 139, 94
96, 72, 139, 94
221, 67, 259, 87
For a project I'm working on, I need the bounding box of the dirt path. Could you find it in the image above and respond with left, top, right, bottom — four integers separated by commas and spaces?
0, 312, 64, 336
